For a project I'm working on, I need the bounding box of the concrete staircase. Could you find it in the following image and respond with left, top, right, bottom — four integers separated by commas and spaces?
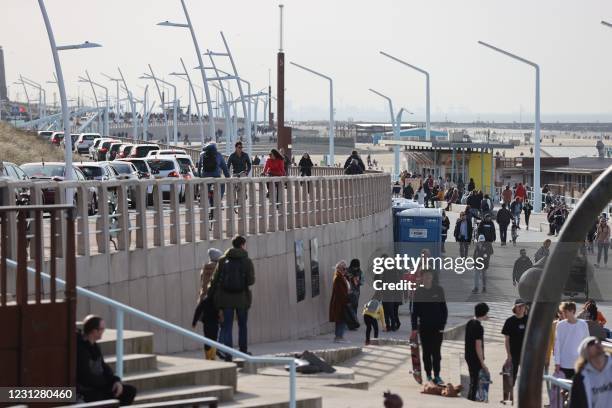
98, 328, 321, 407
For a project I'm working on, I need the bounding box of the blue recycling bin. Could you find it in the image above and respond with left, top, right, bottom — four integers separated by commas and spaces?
392, 198, 422, 242
395, 207, 443, 258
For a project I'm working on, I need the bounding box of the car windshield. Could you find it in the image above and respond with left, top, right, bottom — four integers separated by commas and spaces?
78, 166, 105, 179
137, 146, 159, 155
148, 160, 175, 172
176, 158, 193, 172
110, 144, 122, 152
102, 141, 113, 149
129, 160, 148, 173
123, 145, 134, 155
111, 163, 133, 174
82, 134, 96, 141
22, 164, 65, 178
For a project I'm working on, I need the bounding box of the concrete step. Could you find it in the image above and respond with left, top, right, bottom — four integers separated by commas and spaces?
124, 356, 237, 392
97, 329, 154, 356
134, 384, 234, 404
106, 353, 157, 374
219, 393, 322, 408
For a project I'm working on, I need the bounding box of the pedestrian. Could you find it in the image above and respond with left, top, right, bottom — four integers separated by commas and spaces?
208, 235, 255, 360
263, 149, 286, 202
404, 183, 414, 200
480, 194, 492, 216
252, 155, 261, 165
329, 261, 350, 343
192, 288, 221, 360
77, 315, 137, 405
477, 213, 497, 244
535, 239, 552, 264
595, 217, 610, 268
512, 249, 533, 287
454, 211, 473, 258
415, 186, 425, 206
465, 302, 490, 401
496, 203, 512, 246
198, 142, 230, 206
199, 248, 223, 300
523, 200, 533, 230
587, 222, 598, 254
298, 152, 314, 176
362, 295, 385, 345
511, 221, 519, 246
473, 235, 492, 293
468, 178, 475, 192
227, 141, 252, 176
343, 150, 366, 174
441, 211, 450, 253
515, 182, 526, 202
411, 269, 448, 385
348, 258, 363, 315
502, 185, 513, 207
554, 301, 590, 379
502, 299, 529, 384
510, 197, 523, 228
569, 337, 612, 408
279, 147, 291, 175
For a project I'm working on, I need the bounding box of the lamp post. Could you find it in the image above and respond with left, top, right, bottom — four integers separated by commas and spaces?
38, 0, 101, 183
290, 61, 335, 166
101, 72, 122, 125
79, 71, 109, 135
20, 76, 47, 119
478, 40, 541, 212
142, 67, 178, 146
369, 88, 400, 180
157, 0, 216, 142
170, 57, 205, 146
202, 55, 235, 154
379, 51, 430, 141
15, 79, 32, 120
117, 68, 138, 140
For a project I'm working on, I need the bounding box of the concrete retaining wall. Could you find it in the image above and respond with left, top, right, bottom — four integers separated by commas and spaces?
76, 209, 392, 353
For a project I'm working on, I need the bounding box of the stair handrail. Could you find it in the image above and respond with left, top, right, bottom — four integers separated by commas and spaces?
6, 258, 298, 408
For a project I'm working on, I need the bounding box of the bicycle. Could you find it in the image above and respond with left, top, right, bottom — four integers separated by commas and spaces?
232, 170, 248, 214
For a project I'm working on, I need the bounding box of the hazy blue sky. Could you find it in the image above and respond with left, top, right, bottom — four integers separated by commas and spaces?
2, 0, 612, 122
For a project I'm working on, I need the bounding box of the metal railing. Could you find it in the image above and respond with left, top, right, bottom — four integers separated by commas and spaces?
543, 374, 572, 406
5, 257, 299, 408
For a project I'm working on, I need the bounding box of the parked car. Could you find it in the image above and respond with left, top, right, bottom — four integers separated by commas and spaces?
96, 139, 119, 161
0, 161, 30, 205
50, 132, 64, 146
147, 149, 188, 158
108, 142, 123, 161
74, 133, 100, 154
174, 154, 196, 179
146, 157, 186, 199
110, 161, 140, 207
75, 162, 119, 181
60, 134, 80, 151
119, 158, 152, 179
117, 144, 135, 159
89, 137, 112, 160
20, 162, 98, 215
37, 130, 54, 141
130, 144, 160, 158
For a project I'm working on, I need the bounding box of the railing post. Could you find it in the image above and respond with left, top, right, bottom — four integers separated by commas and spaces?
56, 184, 66, 257
321, 178, 329, 225
96, 187, 110, 253
330, 178, 337, 223
116, 309, 124, 378
258, 180, 267, 233
289, 359, 297, 408
248, 181, 257, 235
76, 185, 90, 256
153, 184, 165, 247
117, 184, 130, 250
169, 183, 180, 245
135, 183, 148, 249
294, 178, 302, 229
269, 179, 278, 232
212, 180, 222, 239
226, 180, 236, 238
185, 183, 196, 243
238, 179, 247, 235
315, 178, 322, 225
199, 181, 210, 241
286, 179, 295, 230
301, 179, 309, 228
279, 177, 287, 231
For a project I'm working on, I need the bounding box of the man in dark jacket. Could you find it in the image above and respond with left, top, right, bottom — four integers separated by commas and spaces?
77, 315, 137, 405
496, 204, 512, 245
227, 141, 252, 175
208, 235, 255, 359
198, 142, 230, 207
454, 211, 473, 258
343, 150, 365, 174
478, 213, 497, 243
411, 270, 448, 385
512, 249, 533, 286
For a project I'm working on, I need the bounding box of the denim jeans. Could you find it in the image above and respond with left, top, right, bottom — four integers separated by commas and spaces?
597, 243, 609, 265
335, 321, 346, 338
474, 268, 487, 290
221, 308, 249, 352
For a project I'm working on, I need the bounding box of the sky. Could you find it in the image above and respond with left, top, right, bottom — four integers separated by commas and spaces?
2, 0, 612, 123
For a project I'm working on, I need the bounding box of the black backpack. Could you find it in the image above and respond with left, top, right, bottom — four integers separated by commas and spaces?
220, 257, 247, 293
344, 159, 360, 175
201, 152, 218, 173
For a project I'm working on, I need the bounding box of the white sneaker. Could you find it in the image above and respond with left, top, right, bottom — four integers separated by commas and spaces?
334, 338, 349, 344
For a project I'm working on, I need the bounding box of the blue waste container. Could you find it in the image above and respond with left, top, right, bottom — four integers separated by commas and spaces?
395, 207, 443, 258
392, 198, 422, 242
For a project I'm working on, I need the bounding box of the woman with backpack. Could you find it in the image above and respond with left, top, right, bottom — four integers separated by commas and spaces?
363, 295, 386, 345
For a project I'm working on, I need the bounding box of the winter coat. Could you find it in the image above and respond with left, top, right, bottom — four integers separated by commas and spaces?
441, 216, 450, 239
512, 255, 533, 285
454, 219, 473, 242
263, 157, 286, 176
198, 144, 229, 178
227, 151, 252, 175
298, 157, 314, 176
596, 223, 611, 243
569, 356, 612, 408
343, 154, 365, 173
478, 220, 497, 242
329, 271, 350, 322
199, 261, 218, 299
208, 247, 255, 309
76, 331, 119, 394
496, 207, 512, 226
515, 185, 526, 200
467, 180, 475, 192
502, 189, 513, 204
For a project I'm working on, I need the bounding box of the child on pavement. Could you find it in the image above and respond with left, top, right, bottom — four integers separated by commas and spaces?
362, 296, 386, 345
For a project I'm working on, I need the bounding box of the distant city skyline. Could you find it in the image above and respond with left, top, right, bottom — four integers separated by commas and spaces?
2, 0, 612, 123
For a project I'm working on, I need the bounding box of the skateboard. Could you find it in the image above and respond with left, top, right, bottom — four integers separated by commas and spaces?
409, 334, 423, 384
500, 361, 513, 404
476, 369, 492, 402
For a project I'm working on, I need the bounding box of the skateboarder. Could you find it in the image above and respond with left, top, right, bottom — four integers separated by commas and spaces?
465, 302, 490, 401
502, 299, 529, 384
410, 269, 448, 385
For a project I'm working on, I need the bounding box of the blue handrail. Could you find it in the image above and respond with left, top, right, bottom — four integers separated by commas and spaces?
6, 259, 297, 408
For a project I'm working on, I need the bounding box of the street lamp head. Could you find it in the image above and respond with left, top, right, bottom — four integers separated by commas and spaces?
169, 72, 186, 77
57, 41, 102, 51
157, 20, 188, 28
602, 20, 612, 28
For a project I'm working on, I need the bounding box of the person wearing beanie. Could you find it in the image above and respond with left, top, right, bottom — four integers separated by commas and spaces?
569, 337, 612, 408
200, 248, 223, 300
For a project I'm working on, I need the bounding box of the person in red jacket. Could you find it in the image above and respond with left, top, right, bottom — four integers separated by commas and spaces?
263, 149, 286, 176
263, 149, 286, 203
515, 183, 526, 202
